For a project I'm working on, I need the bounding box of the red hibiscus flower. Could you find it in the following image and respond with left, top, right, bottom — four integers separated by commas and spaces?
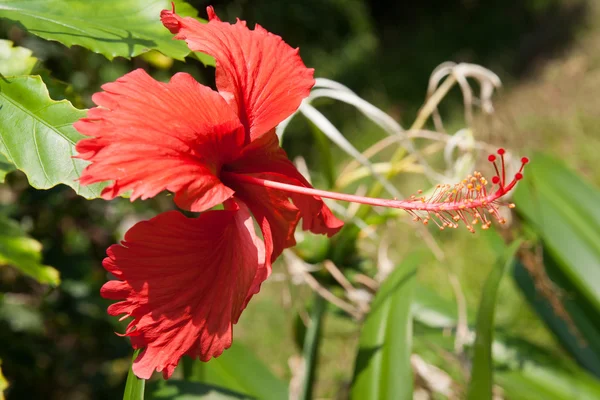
75, 5, 528, 380
75, 5, 343, 379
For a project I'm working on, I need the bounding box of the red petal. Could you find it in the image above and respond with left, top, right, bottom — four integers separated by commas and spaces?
225, 130, 344, 262
160, 8, 314, 142
230, 178, 300, 264
100, 205, 267, 379
75, 69, 244, 212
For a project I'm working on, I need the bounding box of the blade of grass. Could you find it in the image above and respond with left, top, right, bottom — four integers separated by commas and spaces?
466, 239, 523, 400
350, 253, 421, 400
298, 293, 326, 400
123, 350, 145, 400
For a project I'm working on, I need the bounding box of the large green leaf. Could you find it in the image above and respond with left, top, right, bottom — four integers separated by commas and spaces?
514, 153, 600, 312
514, 255, 600, 377
466, 239, 523, 400
0, 0, 206, 61
187, 342, 288, 400
0, 153, 14, 183
350, 253, 422, 400
514, 153, 600, 375
0, 213, 59, 285
123, 351, 145, 400
0, 75, 105, 198
0, 39, 37, 75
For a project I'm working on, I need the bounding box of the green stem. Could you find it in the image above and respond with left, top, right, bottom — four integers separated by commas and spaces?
123, 350, 145, 400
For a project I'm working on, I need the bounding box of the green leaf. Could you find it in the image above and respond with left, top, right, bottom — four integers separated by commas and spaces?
148, 381, 253, 399
0, 359, 7, 400
493, 335, 600, 400
496, 360, 600, 400
0, 0, 211, 62
514, 254, 600, 377
298, 294, 325, 400
466, 239, 522, 400
514, 153, 600, 375
0, 152, 15, 183
350, 252, 422, 400
0, 39, 37, 75
415, 324, 600, 400
187, 342, 288, 400
514, 152, 600, 312
412, 287, 600, 400
123, 350, 145, 400
0, 75, 105, 198
0, 213, 59, 285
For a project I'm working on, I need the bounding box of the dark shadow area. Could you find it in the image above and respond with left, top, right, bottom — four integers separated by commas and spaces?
198, 0, 589, 117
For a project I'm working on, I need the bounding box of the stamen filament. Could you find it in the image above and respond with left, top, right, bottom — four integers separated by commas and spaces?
222, 149, 529, 232
225, 172, 504, 211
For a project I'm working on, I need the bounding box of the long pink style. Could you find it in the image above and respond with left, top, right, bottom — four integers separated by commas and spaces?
224, 149, 529, 233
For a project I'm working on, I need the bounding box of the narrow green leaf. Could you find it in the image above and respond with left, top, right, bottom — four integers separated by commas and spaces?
466, 239, 522, 400
514, 153, 600, 375
514, 153, 600, 312
188, 342, 287, 400
0, 153, 15, 183
0, 0, 213, 62
0, 214, 59, 285
415, 325, 600, 400
0, 75, 105, 198
514, 255, 600, 376
350, 253, 421, 400
298, 294, 326, 400
0, 39, 37, 75
0, 359, 7, 400
148, 381, 253, 399
411, 284, 600, 400
496, 361, 600, 400
123, 350, 145, 400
